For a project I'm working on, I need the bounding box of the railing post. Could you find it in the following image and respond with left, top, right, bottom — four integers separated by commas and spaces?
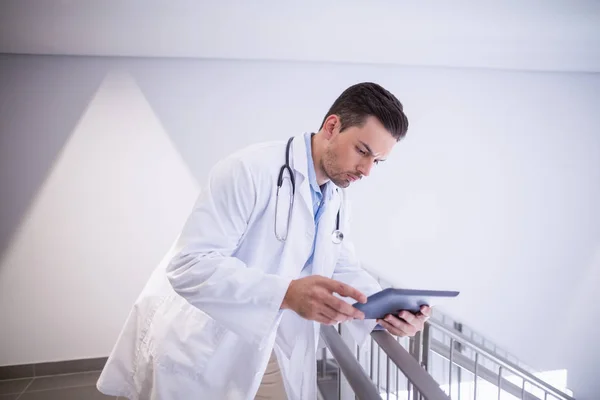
339, 324, 357, 400
422, 324, 432, 400
422, 323, 431, 371
410, 332, 422, 400
453, 322, 463, 400
321, 348, 327, 378
370, 337, 375, 381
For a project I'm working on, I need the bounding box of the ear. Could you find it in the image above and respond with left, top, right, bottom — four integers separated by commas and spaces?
323, 115, 341, 139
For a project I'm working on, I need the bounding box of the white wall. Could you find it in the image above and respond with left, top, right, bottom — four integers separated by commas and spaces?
2, 0, 599, 73
0, 54, 599, 398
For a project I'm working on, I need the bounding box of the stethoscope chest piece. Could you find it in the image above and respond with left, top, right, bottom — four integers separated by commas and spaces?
331, 229, 344, 244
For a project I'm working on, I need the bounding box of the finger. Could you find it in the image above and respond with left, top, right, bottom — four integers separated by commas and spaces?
419, 305, 432, 317
317, 304, 339, 321
326, 279, 367, 304
397, 310, 417, 325
383, 314, 417, 336
417, 311, 430, 323
416, 314, 429, 325
316, 313, 337, 325
323, 295, 365, 320
376, 318, 408, 337
397, 311, 426, 331
320, 303, 351, 323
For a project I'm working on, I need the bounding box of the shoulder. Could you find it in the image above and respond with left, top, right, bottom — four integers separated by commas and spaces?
231, 140, 286, 172
209, 139, 286, 186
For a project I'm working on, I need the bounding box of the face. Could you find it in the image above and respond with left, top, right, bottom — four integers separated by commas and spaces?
321, 115, 397, 188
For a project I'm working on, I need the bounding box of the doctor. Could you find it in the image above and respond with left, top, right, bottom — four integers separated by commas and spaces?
97, 82, 430, 400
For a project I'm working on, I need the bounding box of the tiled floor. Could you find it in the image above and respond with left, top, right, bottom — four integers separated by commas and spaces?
0, 371, 120, 400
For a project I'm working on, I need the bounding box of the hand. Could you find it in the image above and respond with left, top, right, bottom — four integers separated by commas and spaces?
281, 275, 367, 325
376, 305, 431, 337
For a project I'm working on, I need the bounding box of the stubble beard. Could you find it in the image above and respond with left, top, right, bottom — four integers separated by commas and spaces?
322, 148, 350, 189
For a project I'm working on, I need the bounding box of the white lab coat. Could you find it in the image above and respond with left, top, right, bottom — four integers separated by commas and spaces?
96, 134, 381, 400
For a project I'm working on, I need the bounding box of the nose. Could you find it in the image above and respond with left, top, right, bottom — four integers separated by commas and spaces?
357, 161, 374, 177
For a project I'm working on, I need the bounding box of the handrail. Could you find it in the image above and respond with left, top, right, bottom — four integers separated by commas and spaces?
428, 319, 575, 400
371, 329, 451, 400
320, 325, 381, 400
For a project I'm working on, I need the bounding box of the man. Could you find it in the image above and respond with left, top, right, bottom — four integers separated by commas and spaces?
97, 82, 430, 400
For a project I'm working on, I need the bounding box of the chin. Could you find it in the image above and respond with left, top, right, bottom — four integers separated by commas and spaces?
332, 178, 350, 188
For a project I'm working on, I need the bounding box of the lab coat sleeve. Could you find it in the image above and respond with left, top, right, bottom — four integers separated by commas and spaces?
165, 155, 292, 346
331, 198, 381, 347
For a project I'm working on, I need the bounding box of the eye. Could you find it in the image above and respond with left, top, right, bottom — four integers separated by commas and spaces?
356, 147, 367, 156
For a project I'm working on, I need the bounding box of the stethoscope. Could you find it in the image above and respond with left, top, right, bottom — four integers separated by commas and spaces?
275, 136, 344, 244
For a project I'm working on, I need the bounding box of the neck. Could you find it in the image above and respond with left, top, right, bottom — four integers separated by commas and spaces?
311, 132, 329, 186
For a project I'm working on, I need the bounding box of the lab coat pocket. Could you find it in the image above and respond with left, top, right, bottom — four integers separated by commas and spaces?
147, 296, 227, 382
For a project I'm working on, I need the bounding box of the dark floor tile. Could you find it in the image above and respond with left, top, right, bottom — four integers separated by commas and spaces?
0, 394, 20, 399
27, 372, 100, 392
19, 385, 116, 400
34, 358, 106, 377
0, 364, 34, 380
0, 378, 32, 395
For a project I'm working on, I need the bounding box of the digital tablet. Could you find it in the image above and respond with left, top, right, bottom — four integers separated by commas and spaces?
352, 288, 460, 320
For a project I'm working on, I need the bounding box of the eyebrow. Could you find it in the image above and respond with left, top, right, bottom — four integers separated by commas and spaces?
359, 141, 386, 162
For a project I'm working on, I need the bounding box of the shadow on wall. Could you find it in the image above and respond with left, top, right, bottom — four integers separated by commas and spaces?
0, 56, 201, 366
0, 55, 107, 259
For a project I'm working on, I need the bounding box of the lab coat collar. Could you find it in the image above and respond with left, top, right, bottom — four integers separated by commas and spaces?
290, 134, 314, 223
290, 134, 309, 181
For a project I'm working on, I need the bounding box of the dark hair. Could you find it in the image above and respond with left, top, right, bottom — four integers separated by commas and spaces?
320, 82, 409, 141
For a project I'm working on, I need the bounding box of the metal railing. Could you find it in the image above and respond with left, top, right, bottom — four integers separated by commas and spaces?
318, 318, 574, 400
435, 313, 536, 376
316, 267, 574, 399
427, 319, 575, 400
319, 324, 451, 400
